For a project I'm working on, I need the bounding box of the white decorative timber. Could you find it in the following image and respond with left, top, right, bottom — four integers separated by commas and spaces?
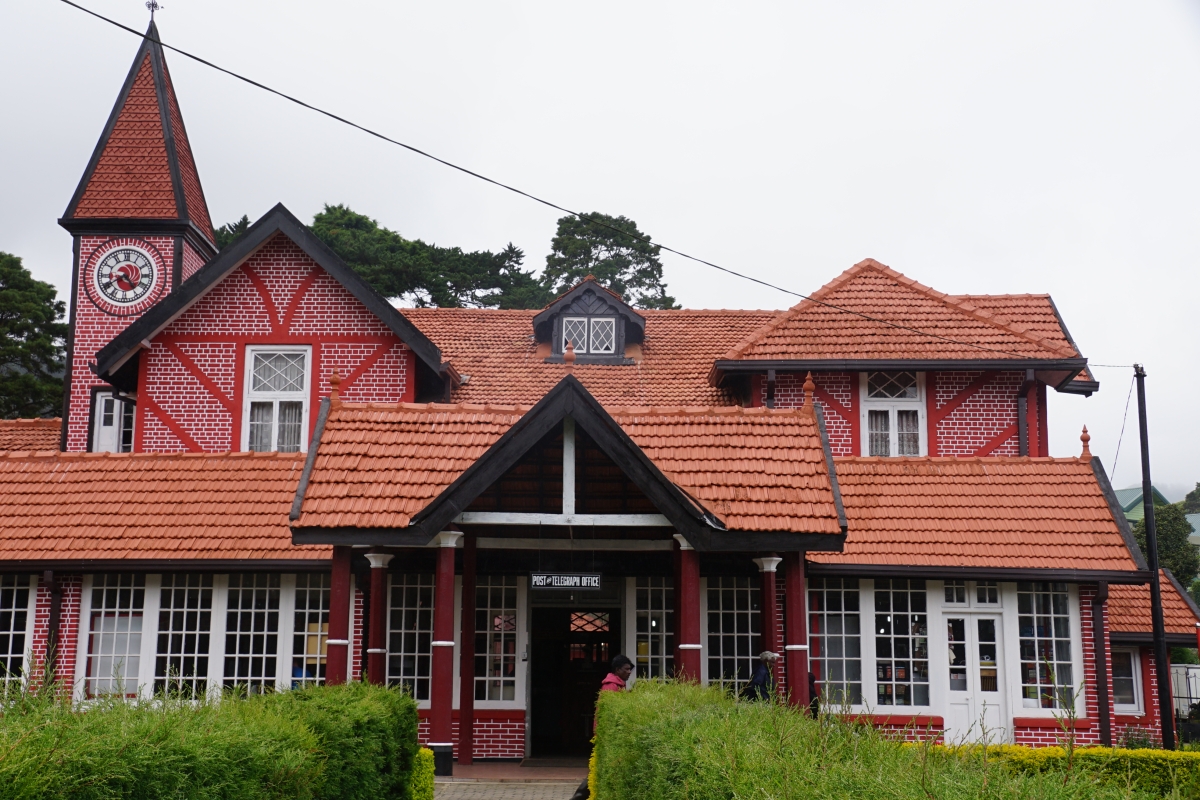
672, 533, 695, 550
677, 644, 702, 650
365, 552, 394, 569
784, 644, 809, 651
454, 512, 671, 527
433, 531, 463, 548
431, 640, 456, 647
752, 557, 783, 573
476, 538, 672, 551
563, 416, 576, 516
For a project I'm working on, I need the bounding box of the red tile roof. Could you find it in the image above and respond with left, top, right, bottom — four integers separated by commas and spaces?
809, 456, 1141, 571
1109, 570, 1200, 637
0, 451, 324, 562
722, 260, 1080, 363
163, 62, 213, 238
400, 308, 776, 406
295, 400, 841, 534
0, 419, 60, 452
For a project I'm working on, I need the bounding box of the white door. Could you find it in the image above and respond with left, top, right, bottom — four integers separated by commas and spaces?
944, 615, 1007, 743
93, 392, 133, 453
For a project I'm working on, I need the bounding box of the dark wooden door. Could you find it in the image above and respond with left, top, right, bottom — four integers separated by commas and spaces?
530, 607, 621, 757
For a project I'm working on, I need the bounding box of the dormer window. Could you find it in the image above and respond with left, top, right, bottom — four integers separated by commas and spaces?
860, 371, 927, 457
562, 316, 616, 354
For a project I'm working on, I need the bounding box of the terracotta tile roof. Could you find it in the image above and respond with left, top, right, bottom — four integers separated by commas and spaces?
1109, 570, 1200, 637
0, 419, 60, 452
722, 259, 1081, 362
0, 451, 324, 562
296, 401, 841, 534
163, 62, 214, 240
809, 457, 1141, 571
400, 308, 776, 406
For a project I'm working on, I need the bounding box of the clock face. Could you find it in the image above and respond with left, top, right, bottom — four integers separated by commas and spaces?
84, 240, 165, 316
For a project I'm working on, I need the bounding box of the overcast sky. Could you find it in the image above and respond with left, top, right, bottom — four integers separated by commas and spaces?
2, 1, 1198, 497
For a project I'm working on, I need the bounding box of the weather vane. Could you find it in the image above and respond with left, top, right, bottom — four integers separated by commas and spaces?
146, 0, 162, 20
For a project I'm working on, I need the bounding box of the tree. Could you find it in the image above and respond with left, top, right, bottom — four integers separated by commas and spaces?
543, 212, 679, 309
1134, 502, 1200, 587
307, 205, 551, 309
214, 215, 250, 250
0, 252, 68, 418
1184, 483, 1200, 514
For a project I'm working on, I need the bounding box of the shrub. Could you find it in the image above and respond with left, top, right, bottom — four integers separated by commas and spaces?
410, 748, 435, 800
592, 681, 1161, 799
0, 682, 421, 800
981, 745, 1200, 796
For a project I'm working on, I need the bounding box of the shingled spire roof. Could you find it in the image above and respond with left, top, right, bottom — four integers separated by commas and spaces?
60, 22, 215, 250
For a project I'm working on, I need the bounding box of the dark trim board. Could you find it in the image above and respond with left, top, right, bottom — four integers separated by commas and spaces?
1092, 458, 1151, 572
92, 203, 446, 382
1110, 633, 1197, 647
290, 396, 331, 521
1164, 567, 1200, 621
807, 563, 1152, 584
0, 559, 331, 573
815, 404, 848, 532
713, 358, 1090, 373
60, 236, 82, 452
59, 219, 218, 260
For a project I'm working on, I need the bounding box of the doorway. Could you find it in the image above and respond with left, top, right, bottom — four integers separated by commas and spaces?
530, 607, 622, 757
944, 615, 1007, 742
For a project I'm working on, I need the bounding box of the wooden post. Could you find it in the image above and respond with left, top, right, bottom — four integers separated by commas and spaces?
753, 557, 782, 690
458, 534, 477, 765
674, 534, 701, 680
784, 552, 810, 709
365, 552, 393, 685
326, 546, 352, 685
430, 531, 462, 775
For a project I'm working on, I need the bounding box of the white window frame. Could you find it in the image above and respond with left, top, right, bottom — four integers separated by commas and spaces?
940, 580, 1002, 610
561, 316, 617, 355
588, 317, 617, 354
91, 390, 135, 453
454, 575, 528, 711
0, 574, 37, 691
859, 372, 928, 457
1110, 646, 1144, 716
241, 346, 312, 453
75, 574, 160, 701
1001, 582, 1085, 719
868, 578, 933, 709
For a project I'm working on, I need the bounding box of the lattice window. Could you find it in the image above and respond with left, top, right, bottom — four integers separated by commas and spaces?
0, 575, 31, 690
224, 573, 281, 694
474, 577, 517, 701
561, 316, 618, 354
562, 317, 589, 353
874, 579, 929, 706
570, 612, 609, 632
809, 578, 862, 705
706, 576, 760, 693
293, 573, 330, 688
155, 573, 213, 697
1018, 582, 1074, 708
245, 348, 309, 453
635, 577, 674, 680
868, 371, 918, 399
86, 574, 145, 697
387, 574, 434, 701
589, 317, 616, 353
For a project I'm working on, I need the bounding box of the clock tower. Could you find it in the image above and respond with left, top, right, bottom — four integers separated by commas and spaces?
58, 21, 217, 452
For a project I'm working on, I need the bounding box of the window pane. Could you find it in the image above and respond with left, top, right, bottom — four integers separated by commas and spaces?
0, 576, 31, 690
87, 574, 146, 697
897, 410, 920, 456
249, 402, 274, 452
1018, 583, 1073, 708
868, 410, 890, 456
388, 574, 435, 699
276, 402, 303, 452
867, 371, 918, 399
252, 352, 306, 392
707, 577, 760, 695
155, 573, 213, 697
589, 317, 616, 354
810, 578, 862, 705
874, 579, 928, 706
562, 318, 589, 353
1111, 651, 1136, 706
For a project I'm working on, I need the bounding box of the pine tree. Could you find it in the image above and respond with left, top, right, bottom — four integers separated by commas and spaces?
0, 252, 68, 418
543, 213, 679, 310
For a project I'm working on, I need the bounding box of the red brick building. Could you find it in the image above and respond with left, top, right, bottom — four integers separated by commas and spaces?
0, 22, 1193, 774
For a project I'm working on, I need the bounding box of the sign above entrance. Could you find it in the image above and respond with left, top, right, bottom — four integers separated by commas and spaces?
531, 572, 602, 590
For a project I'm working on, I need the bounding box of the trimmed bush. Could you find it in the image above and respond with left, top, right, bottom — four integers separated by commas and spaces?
0, 682, 420, 800
980, 745, 1200, 797
592, 681, 1166, 799
411, 748, 435, 800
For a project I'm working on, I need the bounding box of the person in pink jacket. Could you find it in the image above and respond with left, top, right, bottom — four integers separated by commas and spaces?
574, 655, 634, 800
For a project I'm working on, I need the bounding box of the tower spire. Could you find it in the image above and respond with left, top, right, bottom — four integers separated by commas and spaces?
146, 1, 161, 21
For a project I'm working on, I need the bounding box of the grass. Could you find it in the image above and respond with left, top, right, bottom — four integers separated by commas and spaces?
592, 681, 1192, 799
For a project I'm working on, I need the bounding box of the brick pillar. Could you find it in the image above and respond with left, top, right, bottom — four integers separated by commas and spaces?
753, 557, 782, 691
674, 534, 701, 680
458, 534, 477, 765
430, 531, 461, 776
784, 552, 811, 709
326, 546, 352, 685
365, 552, 393, 685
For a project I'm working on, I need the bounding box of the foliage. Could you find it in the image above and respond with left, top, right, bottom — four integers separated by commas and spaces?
1184, 483, 1200, 514
1134, 503, 1200, 586
308, 205, 550, 308
0, 252, 68, 419
0, 681, 421, 800
591, 681, 1153, 799
953, 744, 1200, 796
543, 212, 678, 310
410, 748, 435, 800
1171, 647, 1199, 665
214, 215, 251, 250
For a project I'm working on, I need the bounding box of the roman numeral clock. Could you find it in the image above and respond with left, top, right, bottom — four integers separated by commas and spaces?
83, 240, 167, 316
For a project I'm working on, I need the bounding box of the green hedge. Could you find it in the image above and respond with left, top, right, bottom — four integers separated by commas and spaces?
411, 748, 435, 800
591, 681, 1171, 799
0, 682, 420, 800
970, 745, 1200, 797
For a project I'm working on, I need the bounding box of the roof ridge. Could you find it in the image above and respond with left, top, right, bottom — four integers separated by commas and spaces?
0, 418, 61, 427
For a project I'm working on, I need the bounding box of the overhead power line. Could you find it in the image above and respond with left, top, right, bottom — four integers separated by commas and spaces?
61, 0, 1098, 363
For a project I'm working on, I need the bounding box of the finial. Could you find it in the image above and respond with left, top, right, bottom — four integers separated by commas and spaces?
803, 372, 816, 413
330, 370, 342, 406
146, 0, 162, 20
1080, 425, 1091, 461
564, 340, 576, 371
